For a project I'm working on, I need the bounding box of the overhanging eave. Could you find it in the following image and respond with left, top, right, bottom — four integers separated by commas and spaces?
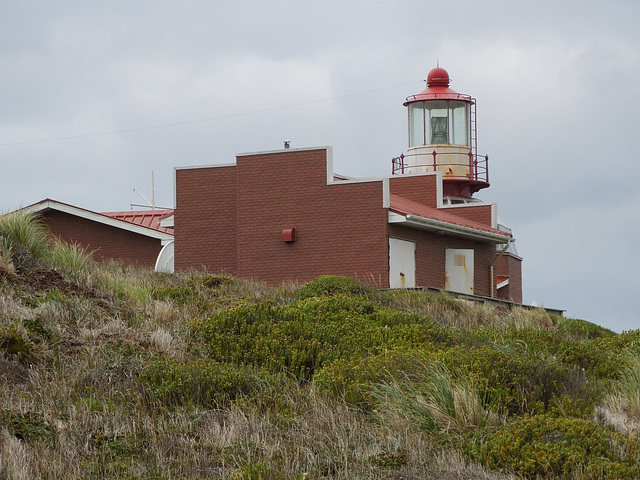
388, 212, 512, 244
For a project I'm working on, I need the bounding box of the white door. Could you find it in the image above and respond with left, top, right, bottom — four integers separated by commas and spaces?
445, 248, 474, 294
389, 238, 416, 288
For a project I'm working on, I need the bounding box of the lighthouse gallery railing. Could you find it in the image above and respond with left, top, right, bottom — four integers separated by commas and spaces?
391, 149, 489, 184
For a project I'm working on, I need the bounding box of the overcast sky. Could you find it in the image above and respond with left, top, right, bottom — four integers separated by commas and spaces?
2, 1, 638, 332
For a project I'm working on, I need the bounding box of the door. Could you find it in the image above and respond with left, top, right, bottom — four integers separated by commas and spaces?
445, 248, 474, 294
389, 238, 416, 288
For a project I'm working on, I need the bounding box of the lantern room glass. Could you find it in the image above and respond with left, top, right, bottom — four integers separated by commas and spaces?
408, 100, 469, 147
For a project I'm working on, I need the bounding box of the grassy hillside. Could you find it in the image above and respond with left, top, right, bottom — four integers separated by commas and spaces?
1, 212, 639, 479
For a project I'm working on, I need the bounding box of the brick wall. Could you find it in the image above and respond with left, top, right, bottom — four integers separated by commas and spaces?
235, 149, 388, 285
389, 174, 439, 206
386, 171, 499, 297
174, 147, 522, 298
388, 175, 495, 229
42, 210, 162, 268
441, 203, 494, 227
387, 224, 497, 297
175, 149, 389, 286
496, 253, 523, 303
174, 165, 238, 273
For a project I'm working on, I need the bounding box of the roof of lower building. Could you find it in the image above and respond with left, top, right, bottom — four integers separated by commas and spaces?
22, 199, 174, 241
102, 210, 174, 234
388, 194, 511, 243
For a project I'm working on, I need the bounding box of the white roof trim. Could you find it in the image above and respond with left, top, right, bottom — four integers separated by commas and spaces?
175, 162, 236, 171
23, 200, 174, 242
236, 145, 332, 157
388, 211, 512, 244
159, 214, 174, 228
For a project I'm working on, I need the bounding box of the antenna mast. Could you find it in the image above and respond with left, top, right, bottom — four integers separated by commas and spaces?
131, 171, 158, 210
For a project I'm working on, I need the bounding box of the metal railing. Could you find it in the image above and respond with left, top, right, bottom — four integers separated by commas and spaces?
392, 149, 489, 184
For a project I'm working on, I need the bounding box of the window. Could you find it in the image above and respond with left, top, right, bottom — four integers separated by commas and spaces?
408, 100, 469, 147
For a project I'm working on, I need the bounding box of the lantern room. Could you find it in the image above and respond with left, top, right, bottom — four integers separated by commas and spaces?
393, 67, 489, 198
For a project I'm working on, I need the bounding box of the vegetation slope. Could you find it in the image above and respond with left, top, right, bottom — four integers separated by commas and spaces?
1, 211, 639, 479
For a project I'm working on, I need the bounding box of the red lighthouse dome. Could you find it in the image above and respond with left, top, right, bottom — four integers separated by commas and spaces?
427, 67, 450, 87
404, 67, 472, 106
394, 66, 489, 198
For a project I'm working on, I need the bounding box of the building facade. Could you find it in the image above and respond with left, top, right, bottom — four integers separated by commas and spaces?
174, 67, 523, 302
24, 199, 174, 270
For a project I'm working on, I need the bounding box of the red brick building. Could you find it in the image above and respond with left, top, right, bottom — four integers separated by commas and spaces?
175, 146, 522, 301
24, 199, 174, 270
175, 66, 523, 302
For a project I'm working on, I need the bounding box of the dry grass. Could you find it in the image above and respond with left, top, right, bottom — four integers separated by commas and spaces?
0, 235, 15, 273
0, 285, 514, 479
596, 357, 640, 437
385, 289, 554, 331
0, 362, 516, 479
2, 212, 638, 479
371, 364, 502, 434
0, 430, 34, 480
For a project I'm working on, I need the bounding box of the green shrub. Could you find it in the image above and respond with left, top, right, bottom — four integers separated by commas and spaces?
151, 283, 211, 310
468, 414, 640, 479
557, 338, 626, 380
139, 358, 260, 408
191, 295, 451, 380
150, 275, 246, 312
368, 450, 408, 468
553, 316, 616, 341
0, 409, 56, 443
438, 345, 596, 416
612, 329, 640, 356
481, 327, 562, 356
89, 432, 148, 456
23, 316, 57, 345
201, 274, 234, 288
191, 297, 379, 379
230, 463, 307, 480
0, 325, 30, 360
294, 275, 377, 300
314, 347, 436, 406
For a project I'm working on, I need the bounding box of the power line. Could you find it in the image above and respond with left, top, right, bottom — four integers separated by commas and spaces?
0, 81, 419, 147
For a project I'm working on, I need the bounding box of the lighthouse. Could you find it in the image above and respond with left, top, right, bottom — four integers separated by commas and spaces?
393, 66, 489, 198
174, 63, 524, 304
